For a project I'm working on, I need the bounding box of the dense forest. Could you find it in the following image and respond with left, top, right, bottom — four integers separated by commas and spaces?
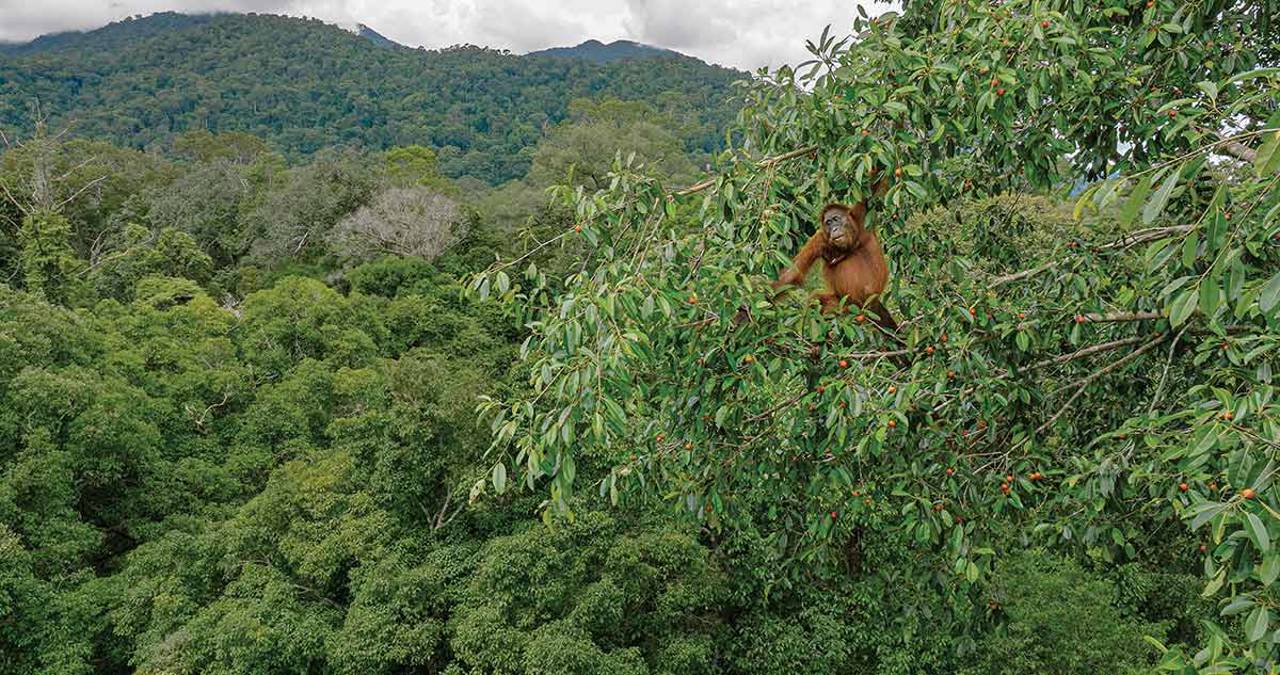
0, 13, 741, 184
2, 2, 1279, 674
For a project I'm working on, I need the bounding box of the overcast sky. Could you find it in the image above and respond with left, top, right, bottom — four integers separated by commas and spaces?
0, 0, 886, 71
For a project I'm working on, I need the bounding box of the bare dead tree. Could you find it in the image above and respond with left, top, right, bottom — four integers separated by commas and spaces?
328, 185, 463, 263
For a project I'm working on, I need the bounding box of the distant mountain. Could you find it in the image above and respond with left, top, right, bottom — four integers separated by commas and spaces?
354, 23, 401, 49
0, 12, 743, 184
0, 12, 215, 55
528, 39, 686, 64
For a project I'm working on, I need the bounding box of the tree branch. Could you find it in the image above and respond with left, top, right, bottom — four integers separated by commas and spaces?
1082, 310, 1163, 323
1217, 132, 1257, 163
673, 146, 819, 196
1035, 334, 1168, 435
1019, 336, 1148, 373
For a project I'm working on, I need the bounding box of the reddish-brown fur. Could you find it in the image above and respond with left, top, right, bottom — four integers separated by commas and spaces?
773, 201, 897, 331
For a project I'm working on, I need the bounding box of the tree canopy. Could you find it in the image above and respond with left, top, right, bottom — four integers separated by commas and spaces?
0, 12, 741, 184
476, 0, 1280, 668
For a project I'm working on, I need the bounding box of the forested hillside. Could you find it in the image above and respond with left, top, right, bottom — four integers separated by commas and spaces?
0, 12, 741, 183
2, 1, 1279, 673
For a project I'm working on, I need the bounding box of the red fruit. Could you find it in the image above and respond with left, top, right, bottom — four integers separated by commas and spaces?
864, 498, 873, 506
941, 333, 949, 342
1075, 314, 1087, 324
1000, 483, 1011, 494
688, 294, 698, 304
1199, 543, 1208, 553
1221, 411, 1234, 421
573, 224, 582, 233
893, 167, 903, 178
830, 511, 838, 519
1018, 312, 1026, 319
1041, 20, 1050, 28
1005, 474, 1014, 483
839, 359, 849, 368
656, 434, 665, 442
1179, 482, 1189, 492
946, 467, 955, 476
816, 385, 826, 394
1167, 109, 1178, 118
1242, 488, 1257, 499
855, 314, 867, 323
684, 442, 693, 450
947, 370, 956, 380
926, 346, 936, 355
887, 385, 897, 394
852, 490, 861, 497
991, 77, 999, 87
996, 88, 1006, 96
887, 419, 897, 429
1223, 212, 1232, 221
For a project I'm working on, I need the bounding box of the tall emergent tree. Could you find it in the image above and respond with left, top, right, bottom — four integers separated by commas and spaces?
476, 0, 1280, 668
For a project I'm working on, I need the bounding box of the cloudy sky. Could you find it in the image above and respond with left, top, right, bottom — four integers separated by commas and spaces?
0, 0, 884, 71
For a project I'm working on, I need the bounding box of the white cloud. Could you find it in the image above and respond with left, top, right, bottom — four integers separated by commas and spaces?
0, 0, 887, 71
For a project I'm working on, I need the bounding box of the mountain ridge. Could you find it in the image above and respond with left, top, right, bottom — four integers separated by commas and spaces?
527, 39, 690, 63
0, 12, 743, 184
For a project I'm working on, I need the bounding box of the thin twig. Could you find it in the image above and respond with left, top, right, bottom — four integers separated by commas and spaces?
673, 146, 819, 196
991, 261, 1057, 287
1019, 336, 1148, 373
1147, 326, 1188, 415
1035, 334, 1168, 435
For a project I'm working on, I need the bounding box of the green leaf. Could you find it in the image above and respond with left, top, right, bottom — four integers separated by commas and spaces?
1261, 271, 1280, 316
1181, 231, 1200, 269
492, 462, 507, 495
1120, 174, 1153, 226
1261, 553, 1280, 586
1142, 168, 1180, 225
1169, 288, 1197, 327
1188, 502, 1227, 530
1254, 129, 1280, 178
1195, 80, 1218, 99
1198, 277, 1220, 318
1245, 606, 1270, 642
1222, 597, 1256, 616
1245, 512, 1270, 553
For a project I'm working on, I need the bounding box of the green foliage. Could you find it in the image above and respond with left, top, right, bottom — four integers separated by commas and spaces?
0, 12, 740, 184
17, 211, 84, 303
91, 224, 213, 300
474, 0, 1280, 669
4, 3, 1277, 671
961, 552, 1162, 675
450, 512, 725, 674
